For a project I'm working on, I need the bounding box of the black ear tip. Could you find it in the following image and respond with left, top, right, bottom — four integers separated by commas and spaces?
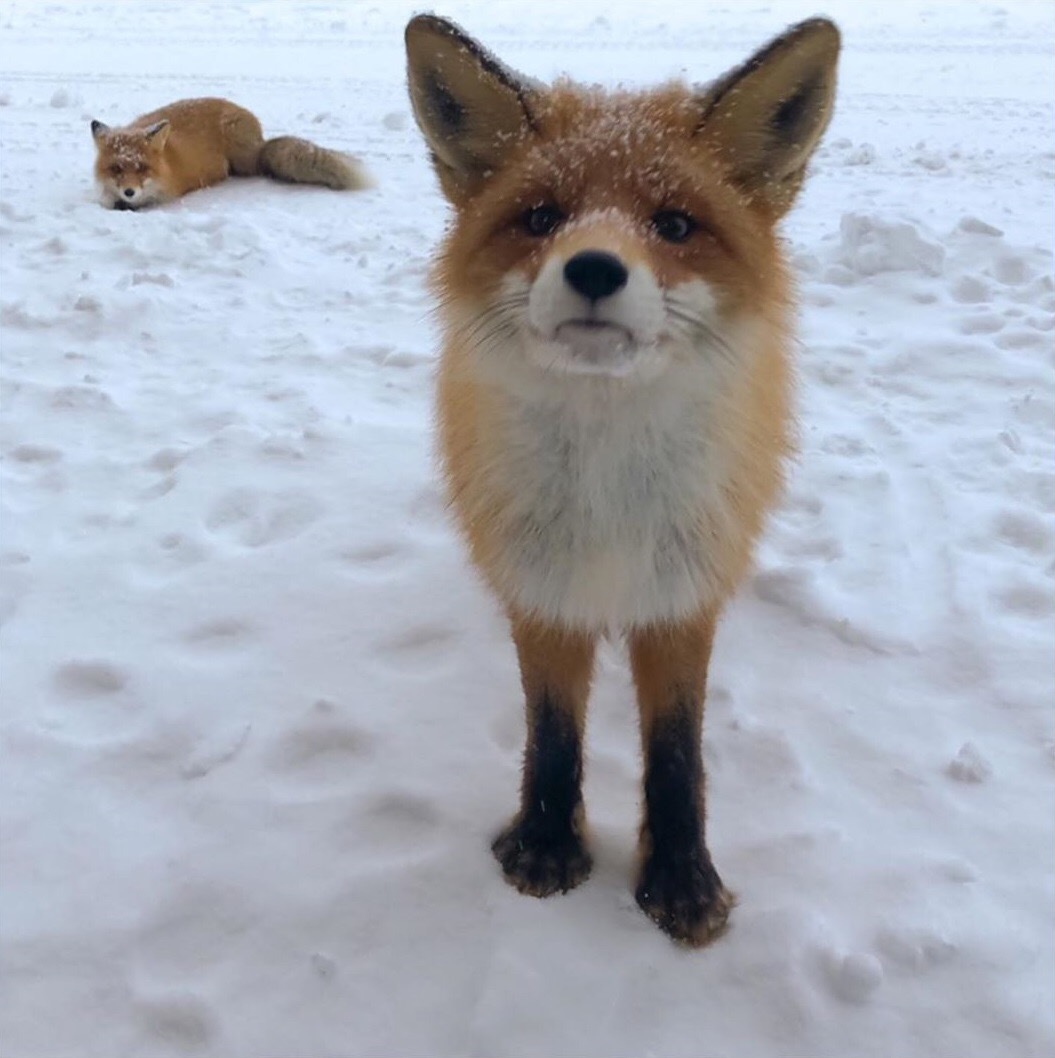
405, 12, 477, 50
406, 13, 458, 40
791, 16, 841, 55
799, 16, 839, 32
406, 13, 447, 29
405, 13, 429, 42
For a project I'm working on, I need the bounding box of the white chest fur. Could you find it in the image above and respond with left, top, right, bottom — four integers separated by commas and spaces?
483, 372, 734, 631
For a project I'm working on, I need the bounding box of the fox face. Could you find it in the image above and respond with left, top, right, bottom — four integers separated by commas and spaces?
433, 87, 788, 388
90, 119, 170, 210
407, 17, 839, 393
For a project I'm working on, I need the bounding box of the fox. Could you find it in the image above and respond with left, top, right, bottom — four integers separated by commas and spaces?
90, 97, 372, 210
405, 14, 840, 945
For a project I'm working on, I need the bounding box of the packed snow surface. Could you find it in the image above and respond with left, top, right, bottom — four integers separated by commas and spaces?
1, 2, 1053, 1056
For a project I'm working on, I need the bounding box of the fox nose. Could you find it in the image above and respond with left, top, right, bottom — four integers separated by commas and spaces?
123, 188, 135, 198
563, 251, 629, 302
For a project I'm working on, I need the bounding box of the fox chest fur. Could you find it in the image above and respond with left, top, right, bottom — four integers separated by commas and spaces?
440, 360, 746, 631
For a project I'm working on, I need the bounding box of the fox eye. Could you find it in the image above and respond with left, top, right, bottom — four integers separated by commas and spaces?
522, 204, 564, 237
652, 210, 698, 243
109, 164, 122, 177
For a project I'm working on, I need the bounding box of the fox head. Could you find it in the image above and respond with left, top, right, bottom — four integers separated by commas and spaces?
406, 16, 839, 387
90, 118, 171, 210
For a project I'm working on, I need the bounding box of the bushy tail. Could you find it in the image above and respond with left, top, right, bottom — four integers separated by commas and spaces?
258, 136, 373, 191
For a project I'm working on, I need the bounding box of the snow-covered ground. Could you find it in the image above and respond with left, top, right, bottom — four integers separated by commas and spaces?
1, 1, 1053, 1055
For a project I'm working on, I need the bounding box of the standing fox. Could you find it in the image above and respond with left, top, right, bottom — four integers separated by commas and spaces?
405, 15, 839, 945
90, 97, 371, 210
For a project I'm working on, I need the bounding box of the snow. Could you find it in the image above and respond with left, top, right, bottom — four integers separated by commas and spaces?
0, 1, 1053, 1056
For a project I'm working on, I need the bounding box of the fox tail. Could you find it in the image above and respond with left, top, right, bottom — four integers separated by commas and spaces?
258, 136, 372, 191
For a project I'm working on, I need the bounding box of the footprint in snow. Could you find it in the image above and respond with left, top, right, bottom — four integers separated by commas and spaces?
363, 792, 439, 835
157, 532, 209, 564
991, 578, 1052, 621
146, 448, 188, 472
820, 950, 885, 1004
180, 618, 254, 650
10, 443, 63, 464
995, 329, 1048, 350
991, 253, 1034, 286
380, 623, 460, 654
958, 312, 1004, 335
335, 791, 443, 867
335, 539, 412, 581
950, 274, 990, 304
49, 384, 115, 412
267, 711, 375, 795
55, 659, 128, 696
992, 507, 1052, 555
140, 473, 178, 500
47, 660, 143, 741
204, 488, 324, 548
135, 990, 216, 1051
370, 623, 462, 680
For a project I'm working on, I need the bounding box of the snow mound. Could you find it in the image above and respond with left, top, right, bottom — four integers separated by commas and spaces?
837, 213, 945, 277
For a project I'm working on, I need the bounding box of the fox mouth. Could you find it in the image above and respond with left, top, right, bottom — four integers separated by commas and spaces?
555, 319, 633, 348
549, 320, 640, 376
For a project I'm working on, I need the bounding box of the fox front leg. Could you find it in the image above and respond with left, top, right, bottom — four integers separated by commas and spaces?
493, 617, 597, 897
630, 614, 734, 945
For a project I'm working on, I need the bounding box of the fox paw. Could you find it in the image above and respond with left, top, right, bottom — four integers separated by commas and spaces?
492, 815, 592, 897
636, 852, 734, 947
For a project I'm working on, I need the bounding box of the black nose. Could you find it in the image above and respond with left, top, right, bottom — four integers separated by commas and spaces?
123, 188, 135, 198
563, 250, 629, 302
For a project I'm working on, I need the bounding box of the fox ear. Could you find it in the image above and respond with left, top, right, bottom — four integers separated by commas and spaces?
90, 119, 109, 143
405, 14, 536, 202
698, 18, 840, 217
143, 119, 170, 147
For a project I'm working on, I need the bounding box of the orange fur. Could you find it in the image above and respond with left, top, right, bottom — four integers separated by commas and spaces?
406, 13, 839, 945
91, 97, 370, 209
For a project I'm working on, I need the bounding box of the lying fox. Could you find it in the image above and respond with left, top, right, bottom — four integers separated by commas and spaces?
90, 97, 371, 210
405, 15, 839, 945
